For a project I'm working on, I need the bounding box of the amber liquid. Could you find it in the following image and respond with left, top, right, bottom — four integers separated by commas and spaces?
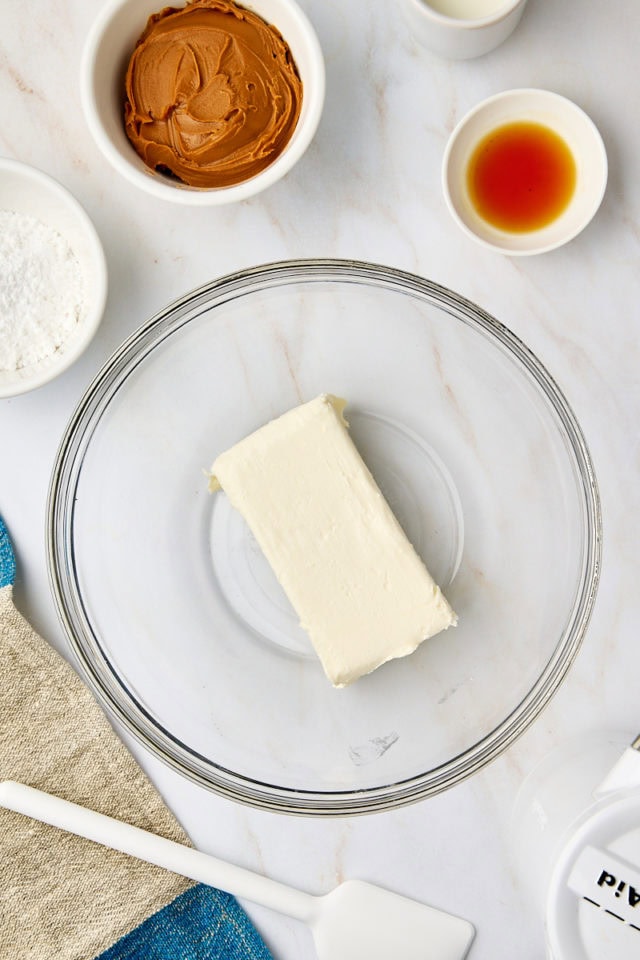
467, 122, 577, 233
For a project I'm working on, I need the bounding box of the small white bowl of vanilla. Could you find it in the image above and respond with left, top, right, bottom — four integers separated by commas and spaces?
442, 89, 608, 256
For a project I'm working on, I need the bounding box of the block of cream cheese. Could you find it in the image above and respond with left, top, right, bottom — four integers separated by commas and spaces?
209, 395, 457, 687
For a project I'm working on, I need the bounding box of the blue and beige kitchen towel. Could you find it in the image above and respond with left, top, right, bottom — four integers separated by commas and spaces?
0, 517, 273, 960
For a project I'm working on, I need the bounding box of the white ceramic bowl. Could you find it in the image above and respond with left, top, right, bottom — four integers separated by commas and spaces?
0, 158, 107, 398
401, 0, 528, 60
442, 89, 608, 256
81, 0, 325, 205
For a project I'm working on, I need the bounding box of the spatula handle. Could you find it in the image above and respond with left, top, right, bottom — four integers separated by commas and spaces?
0, 780, 317, 924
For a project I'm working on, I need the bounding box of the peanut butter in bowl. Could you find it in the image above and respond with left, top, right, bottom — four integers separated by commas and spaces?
124, 0, 303, 188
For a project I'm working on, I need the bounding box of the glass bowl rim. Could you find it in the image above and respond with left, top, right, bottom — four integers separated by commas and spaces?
47, 258, 602, 816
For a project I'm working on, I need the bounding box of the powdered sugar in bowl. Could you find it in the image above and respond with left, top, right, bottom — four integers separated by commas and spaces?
0, 158, 107, 398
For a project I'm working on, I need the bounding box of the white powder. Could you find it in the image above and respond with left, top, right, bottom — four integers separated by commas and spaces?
0, 210, 87, 372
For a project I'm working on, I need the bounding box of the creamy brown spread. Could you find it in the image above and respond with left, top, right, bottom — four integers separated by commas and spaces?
124, 0, 303, 188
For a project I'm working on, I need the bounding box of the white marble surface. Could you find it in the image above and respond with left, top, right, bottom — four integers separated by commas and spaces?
1, 0, 640, 957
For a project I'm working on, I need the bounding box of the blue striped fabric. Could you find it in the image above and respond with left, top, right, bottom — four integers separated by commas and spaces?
0, 517, 16, 588
96, 884, 274, 960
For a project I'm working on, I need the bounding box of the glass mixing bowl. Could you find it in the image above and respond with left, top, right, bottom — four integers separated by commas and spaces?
48, 260, 601, 815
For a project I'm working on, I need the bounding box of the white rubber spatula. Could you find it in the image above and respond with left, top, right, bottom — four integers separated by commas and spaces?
0, 780, 475, 960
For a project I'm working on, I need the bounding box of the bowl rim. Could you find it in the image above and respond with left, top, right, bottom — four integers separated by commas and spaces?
441, 88, 608, 256
0, 158, 107, 398
47, 258, 602, 815
79, 0, 326, 206
403, 0, 527, 30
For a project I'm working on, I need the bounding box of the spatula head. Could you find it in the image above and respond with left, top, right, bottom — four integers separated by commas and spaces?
312, 879, 475, 960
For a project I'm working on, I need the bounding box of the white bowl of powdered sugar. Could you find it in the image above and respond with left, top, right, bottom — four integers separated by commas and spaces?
0, 158, 107, 398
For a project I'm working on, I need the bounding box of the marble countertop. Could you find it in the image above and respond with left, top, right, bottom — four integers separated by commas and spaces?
2, 1, 639, 956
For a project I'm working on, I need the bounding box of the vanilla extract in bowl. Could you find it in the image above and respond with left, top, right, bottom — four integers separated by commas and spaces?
442, 89, 607, 255
466, 121, 577, 233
